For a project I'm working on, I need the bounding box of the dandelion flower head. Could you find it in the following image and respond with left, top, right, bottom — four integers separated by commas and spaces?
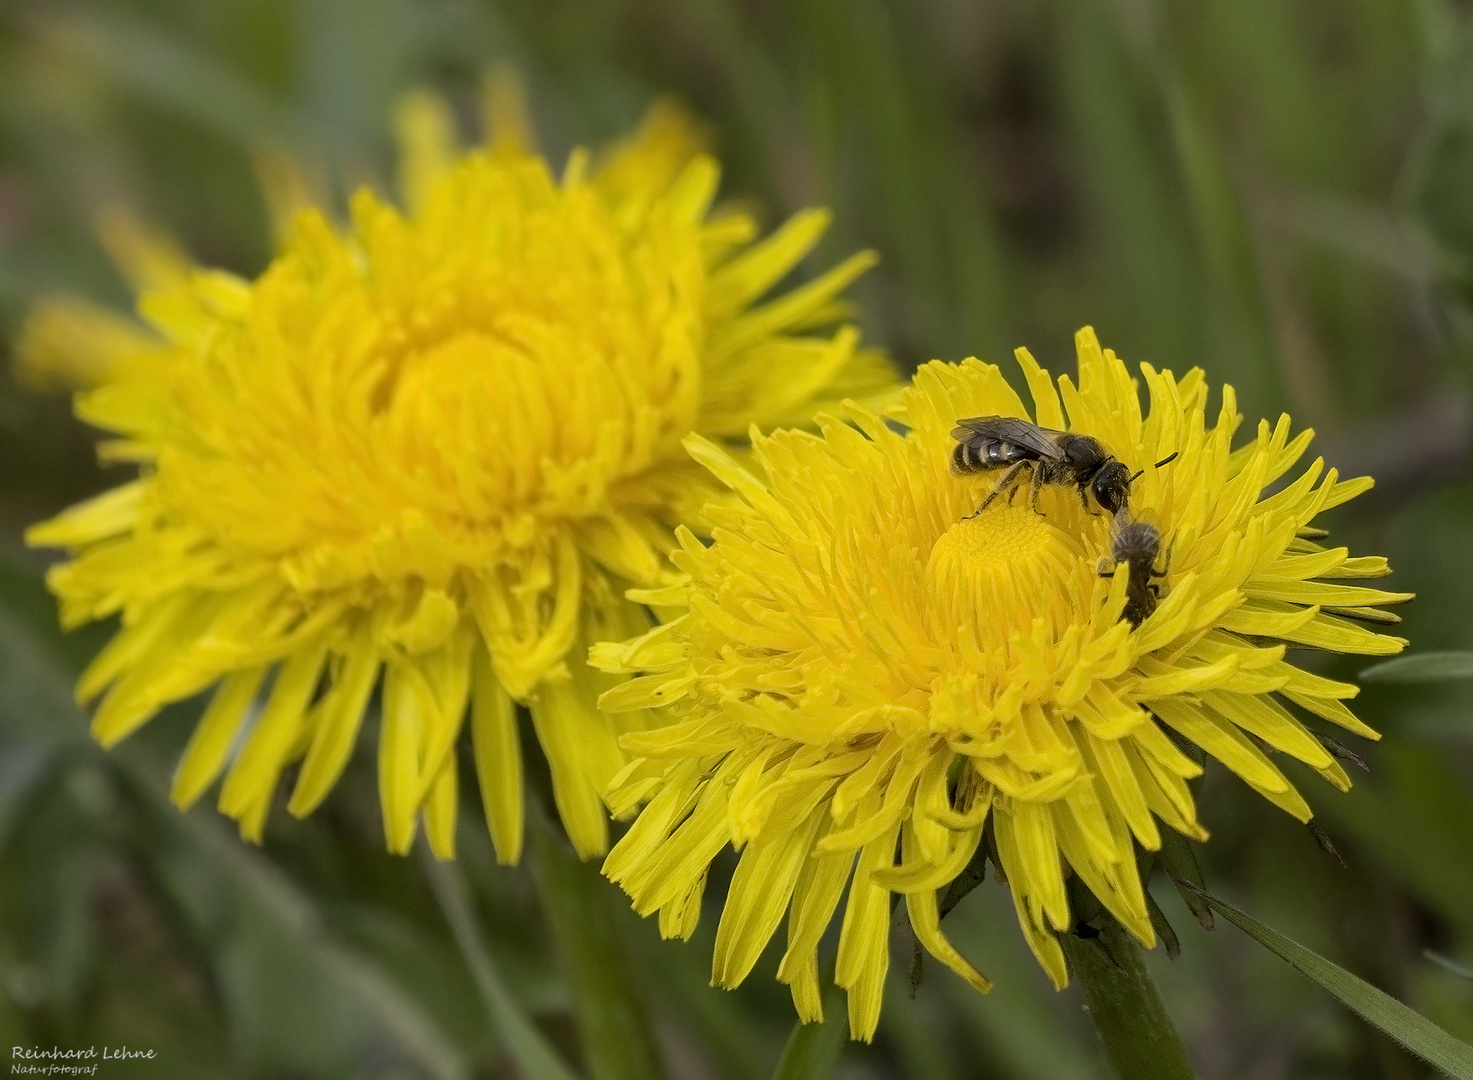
24, 83, 893, 864
595, 328, 1410, 1039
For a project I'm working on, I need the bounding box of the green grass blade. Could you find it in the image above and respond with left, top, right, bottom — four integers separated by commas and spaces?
771, 973, 845, 1080
1360, 652, 1473, 683
146, 793, 475, 1080
1425, 950, 1473, 982
532, 823, 666, 1080
1161, 65, 1283, 415
1187, 885, 1473, 1079
795, 0, 1010, 362
2, 552, 475, 1078
1057, 0, 1200, 375
33, 9, 282, 143
425, 855, 586, 1080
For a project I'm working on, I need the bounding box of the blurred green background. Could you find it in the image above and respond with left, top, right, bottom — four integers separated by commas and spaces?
2, 1, 1471, 1077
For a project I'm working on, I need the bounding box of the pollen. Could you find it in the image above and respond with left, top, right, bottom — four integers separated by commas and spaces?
926, 506, 1082, 652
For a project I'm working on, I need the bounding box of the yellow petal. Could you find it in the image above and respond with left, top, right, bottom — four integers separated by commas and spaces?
171, 665, 268, 809
471, 644, 525, 865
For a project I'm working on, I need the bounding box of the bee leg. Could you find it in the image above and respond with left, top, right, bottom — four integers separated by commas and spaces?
1001, 462, 1036, 506
977, 462, 1026, 515
1029, 466, 1049, 516
963, 488, 1006, 519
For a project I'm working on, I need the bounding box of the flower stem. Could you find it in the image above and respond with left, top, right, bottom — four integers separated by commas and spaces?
423, 852, 582, 1080
1060, 921, 1198, 1080
531, 820, 667, 1080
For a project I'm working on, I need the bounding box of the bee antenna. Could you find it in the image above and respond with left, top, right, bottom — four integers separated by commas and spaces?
1130, 452, 1179, 486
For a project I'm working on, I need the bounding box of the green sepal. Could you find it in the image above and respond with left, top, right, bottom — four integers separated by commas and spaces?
1158, 829, 1213, 931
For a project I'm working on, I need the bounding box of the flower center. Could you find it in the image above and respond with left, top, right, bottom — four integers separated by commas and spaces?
924, 506, 1083, 653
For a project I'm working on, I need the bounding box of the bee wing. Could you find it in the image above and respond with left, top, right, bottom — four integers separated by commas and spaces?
950, 416, 1066, 459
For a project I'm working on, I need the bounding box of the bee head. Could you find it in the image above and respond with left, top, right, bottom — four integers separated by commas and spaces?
1091, 462, 1133, 514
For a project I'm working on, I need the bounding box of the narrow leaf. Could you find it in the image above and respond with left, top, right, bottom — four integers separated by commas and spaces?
38, 11, 282, 143
425, 856, 585, 1080
772, 973, 845, 1080
1360, 652, 1473, 683
3, 554, 472, 1078
1186, 885, 1473, 1079
532, 823, 666, 1080
1425, 950, 1473, 983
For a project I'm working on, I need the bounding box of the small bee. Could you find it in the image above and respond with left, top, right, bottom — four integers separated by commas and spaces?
951, 416, 1177, 517
1101, 514, 1168, 627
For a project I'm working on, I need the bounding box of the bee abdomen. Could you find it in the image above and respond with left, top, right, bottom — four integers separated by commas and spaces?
953, 440, 990, 472
953, 438, 1033, 473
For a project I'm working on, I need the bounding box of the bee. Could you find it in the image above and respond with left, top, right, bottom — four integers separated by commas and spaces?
951, 416, 1177, 517
1101, 514, 1168, 627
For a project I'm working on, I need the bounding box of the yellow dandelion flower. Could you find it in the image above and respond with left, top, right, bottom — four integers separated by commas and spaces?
594, 327, 1410, 1040
23, 86, 894, 865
